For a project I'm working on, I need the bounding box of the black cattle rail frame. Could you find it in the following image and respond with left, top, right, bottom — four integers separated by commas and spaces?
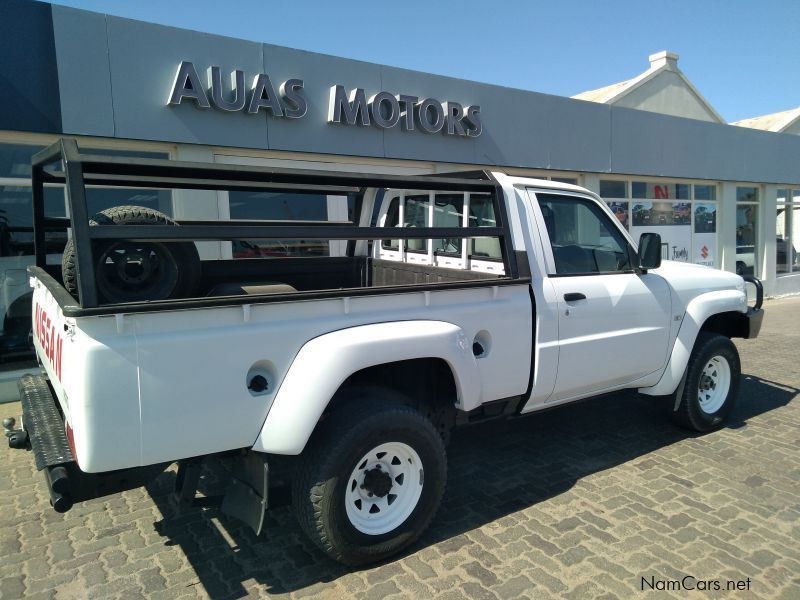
30, 138, 527, 315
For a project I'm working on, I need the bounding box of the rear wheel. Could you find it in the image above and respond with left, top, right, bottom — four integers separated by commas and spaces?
292, 388, 446, 565
671, 333, 740, 432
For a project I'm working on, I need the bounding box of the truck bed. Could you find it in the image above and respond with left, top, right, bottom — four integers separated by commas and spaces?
30, 260, 531, 473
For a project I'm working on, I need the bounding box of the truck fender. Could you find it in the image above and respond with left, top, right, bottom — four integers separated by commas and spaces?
252, 320, 481, 455
639, 289, 747, 397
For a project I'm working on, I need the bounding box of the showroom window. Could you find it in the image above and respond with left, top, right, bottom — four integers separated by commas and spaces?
0, 142, 171, 369
736, 186, 759, 277
600, 178, 718, 268
228, 190, 335, 257
776, 189, 800, 275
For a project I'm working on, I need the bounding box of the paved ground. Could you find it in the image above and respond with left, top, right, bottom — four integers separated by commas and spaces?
1, 297, 799, 599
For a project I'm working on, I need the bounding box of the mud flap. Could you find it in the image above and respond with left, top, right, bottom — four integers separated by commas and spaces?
221, 451, 269, 535
673, 368, 689, 411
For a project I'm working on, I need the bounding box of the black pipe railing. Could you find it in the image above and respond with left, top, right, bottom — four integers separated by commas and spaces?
31, 138, 519, 309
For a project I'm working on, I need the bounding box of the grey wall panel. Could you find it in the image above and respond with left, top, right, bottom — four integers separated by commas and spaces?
379, 67, 477, 165
52, 6, 114, 137
546, 98, 612, 172
611, 108, 800, 183
470, 86, 551, 169
734, 127, 800, 184
106, 17, 268, 148
0, 0, 61, 134
611, 109, 719, 180
263, 44, 383, 158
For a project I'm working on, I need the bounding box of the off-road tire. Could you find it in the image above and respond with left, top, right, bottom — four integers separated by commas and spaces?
62, 206, 200, 303
671, 332, 740, 432
292, 387, 447, 565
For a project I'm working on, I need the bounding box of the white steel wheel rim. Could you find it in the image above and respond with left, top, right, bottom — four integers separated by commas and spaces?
344, 441, 424, 535
697, 355, 731, 414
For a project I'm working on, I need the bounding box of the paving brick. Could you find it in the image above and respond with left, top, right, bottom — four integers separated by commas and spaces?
0, 576, 26, 598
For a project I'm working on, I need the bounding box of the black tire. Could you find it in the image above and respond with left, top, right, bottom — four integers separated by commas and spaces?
671, 333, 740, 432
292, 387, 447, 566
62, 206, 200, 303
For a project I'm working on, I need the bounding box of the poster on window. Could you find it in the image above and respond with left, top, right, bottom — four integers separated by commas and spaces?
692, 203, 717, 267
693, 233, 716, 267
631, 201, 691, 262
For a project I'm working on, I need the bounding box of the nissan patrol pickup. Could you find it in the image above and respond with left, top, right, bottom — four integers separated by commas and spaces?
6, 140, 763, 565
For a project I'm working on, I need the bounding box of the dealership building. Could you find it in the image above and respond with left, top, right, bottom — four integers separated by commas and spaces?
0, 0, 799, 399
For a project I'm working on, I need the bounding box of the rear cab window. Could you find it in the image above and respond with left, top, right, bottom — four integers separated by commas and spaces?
377, 190, 504, 274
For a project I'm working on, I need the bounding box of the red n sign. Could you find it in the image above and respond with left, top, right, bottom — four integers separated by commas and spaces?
654, 185, 669, 199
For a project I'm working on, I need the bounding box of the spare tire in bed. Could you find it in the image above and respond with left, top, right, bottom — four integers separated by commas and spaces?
62, 205, 201, 304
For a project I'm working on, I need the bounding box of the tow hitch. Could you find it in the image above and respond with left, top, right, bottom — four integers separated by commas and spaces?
4, 416, 30, 450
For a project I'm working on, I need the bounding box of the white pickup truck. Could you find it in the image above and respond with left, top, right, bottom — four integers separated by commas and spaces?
7, 140, 763, 566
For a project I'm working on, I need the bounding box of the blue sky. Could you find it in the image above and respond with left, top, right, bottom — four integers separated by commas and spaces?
50, 0, 799, 123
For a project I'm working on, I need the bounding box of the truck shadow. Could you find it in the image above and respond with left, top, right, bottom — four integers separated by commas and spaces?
146, 373, 796, 598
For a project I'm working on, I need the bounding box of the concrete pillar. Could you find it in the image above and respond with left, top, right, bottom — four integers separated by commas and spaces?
172, 144, 223, 260
761, 185, 777, 296
581, 173, 600, 195
719, 182, 737, 273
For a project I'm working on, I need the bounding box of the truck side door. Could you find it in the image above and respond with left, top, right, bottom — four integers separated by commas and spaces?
530, 191, 671, 402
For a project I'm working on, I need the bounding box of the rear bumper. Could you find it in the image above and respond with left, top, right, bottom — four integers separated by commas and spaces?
14, 374, 167, 513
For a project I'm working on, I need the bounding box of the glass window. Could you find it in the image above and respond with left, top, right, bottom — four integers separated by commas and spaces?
0, 144, 44, 179
789, 200, 800, 273
229, 191, 327, 221
403, 194, 429, 253
0, 186, 67, 258
736, 203, 758, 276
777, 190, 800, 275
599, 180, 626, 198
85, 187, 172, 218
552, 177, 578, 185
381, 197, 400, 250
469, 194, 502, 260
432, 194, 463, 255
736, 187, 758, 203
229, 190, 330, 257
80, 148, 169, 159
538, 194, 631, 275
694, 185, 717, 201
776, 205, 789, 274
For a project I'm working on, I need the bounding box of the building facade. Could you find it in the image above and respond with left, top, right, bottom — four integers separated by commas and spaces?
0, 0, 799, 398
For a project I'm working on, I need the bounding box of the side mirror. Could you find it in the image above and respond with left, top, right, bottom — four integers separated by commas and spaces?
638, 232, 662, 270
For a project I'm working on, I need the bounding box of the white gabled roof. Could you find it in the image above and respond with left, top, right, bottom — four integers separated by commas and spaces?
731, 107, 800, 133
572, 51, 725, 124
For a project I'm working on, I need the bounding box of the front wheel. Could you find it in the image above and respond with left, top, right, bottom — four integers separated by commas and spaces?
671, 333, 740, 432
292, 388, 446, 565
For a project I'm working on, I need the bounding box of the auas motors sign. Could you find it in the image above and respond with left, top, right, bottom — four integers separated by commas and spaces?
167, 61, 482, 138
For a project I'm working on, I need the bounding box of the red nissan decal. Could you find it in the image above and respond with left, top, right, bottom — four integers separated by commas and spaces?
34, 302, 63, 381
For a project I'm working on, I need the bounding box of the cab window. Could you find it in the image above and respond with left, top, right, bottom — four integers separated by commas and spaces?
537, 194, 632, 275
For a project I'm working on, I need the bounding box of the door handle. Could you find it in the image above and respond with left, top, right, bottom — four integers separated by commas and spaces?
563, 293, 586, 302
